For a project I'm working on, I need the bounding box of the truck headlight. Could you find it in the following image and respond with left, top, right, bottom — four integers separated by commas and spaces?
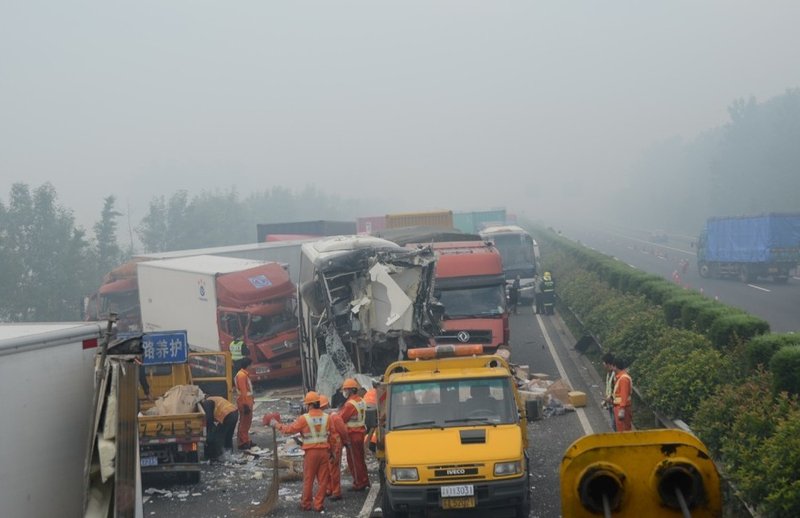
391, 467, 419, 482
494, 461, 521, 476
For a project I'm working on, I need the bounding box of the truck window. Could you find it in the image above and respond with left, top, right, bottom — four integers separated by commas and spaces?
437, 284, 506, 317
493, 234, 534, 271
247, 307, 297, 341
219, 312, 245, 338
389, 378, 516, 430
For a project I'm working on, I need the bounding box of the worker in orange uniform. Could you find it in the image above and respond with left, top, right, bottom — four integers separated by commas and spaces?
235, 357, 256, 449
337, 378, 370, 491
274, 391, 332, 513
319, 395, 350, 501
612, 357, 633, 432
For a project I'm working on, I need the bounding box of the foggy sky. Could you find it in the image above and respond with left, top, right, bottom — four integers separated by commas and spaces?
2, 1, 799, 231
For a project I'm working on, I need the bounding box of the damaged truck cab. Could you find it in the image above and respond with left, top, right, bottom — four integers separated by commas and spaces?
376, 346, 531, 518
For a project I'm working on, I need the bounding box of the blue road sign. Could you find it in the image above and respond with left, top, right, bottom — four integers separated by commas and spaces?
142, 331, 188, 365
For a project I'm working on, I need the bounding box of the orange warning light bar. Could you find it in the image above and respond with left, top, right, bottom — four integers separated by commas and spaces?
407, 344, 484, 360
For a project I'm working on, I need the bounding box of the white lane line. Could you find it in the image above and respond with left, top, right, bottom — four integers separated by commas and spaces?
359, 483, 380, 518
747, 284, 771, 292
605, 229, 696, 256
628, 264, 637, 269
793, 276, 800, 280
535, 313, 593, 435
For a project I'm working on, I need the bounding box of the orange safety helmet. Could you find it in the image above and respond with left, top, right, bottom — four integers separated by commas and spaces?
303, 391, 321, 405
319, 395, 330, 409
342, 378, 359, 390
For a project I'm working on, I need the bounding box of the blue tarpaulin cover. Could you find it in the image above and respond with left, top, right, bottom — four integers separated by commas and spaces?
705, 213, 800, 262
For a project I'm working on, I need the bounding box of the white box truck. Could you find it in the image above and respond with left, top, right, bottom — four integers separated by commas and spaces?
0, 322, 105, 518
138, 255, 301, 381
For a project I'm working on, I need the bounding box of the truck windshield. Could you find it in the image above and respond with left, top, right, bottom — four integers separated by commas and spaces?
388, 377, 516, 430
438, 284, 506, 317
247, 310, 297, 341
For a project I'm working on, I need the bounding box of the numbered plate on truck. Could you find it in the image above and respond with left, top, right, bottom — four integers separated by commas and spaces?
140, 456, 158, 467
441, 484, 474, 498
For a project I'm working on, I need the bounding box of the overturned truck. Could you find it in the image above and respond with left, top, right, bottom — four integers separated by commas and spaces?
298, 236, 442, 394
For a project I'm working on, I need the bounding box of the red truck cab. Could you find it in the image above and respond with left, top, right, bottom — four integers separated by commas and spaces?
410, 241, 509, 352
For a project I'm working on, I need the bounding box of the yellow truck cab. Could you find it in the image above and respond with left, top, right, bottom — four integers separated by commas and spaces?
377, 345, 530, 517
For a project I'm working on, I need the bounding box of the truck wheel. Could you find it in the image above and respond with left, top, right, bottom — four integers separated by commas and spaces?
775, 276, 789, 284
180, 471, 201, 484
381, 488, 406, 518
698, 263, 710, 278
739, 266, 754, 283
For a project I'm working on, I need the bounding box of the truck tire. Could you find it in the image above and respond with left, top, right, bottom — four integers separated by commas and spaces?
739, 266, 754, 283
381, 488, 407, 518
698, 263, 710, 278
774, 276, 789, 284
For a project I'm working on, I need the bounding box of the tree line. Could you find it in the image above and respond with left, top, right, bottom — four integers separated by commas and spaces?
613, 88, 800, 233
0, 184, 368, 322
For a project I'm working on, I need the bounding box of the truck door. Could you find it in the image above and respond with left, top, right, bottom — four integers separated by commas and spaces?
188, 351, 233, 401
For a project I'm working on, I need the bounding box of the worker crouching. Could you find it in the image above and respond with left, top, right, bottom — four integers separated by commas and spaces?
274, 391, 332, 512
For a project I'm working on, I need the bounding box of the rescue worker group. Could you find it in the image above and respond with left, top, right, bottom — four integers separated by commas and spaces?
203, 359, 373, 514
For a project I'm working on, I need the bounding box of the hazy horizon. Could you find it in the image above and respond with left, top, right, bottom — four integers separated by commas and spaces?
3, 1, 799, 231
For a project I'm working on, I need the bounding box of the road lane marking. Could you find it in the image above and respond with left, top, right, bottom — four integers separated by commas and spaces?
605, 229, 695, 256
747, 284, 771, 292
535, 312, 593, 435
359, 483, 380, 518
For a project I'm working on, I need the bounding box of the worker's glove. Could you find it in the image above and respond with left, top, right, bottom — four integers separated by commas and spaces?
243, 405, 252, 416
618, 409, 626, 420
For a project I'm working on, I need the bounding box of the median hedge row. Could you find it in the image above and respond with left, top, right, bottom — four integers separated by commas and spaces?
530, 225, 800, 516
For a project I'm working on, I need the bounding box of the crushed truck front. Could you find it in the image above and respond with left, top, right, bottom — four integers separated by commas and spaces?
377, 351, 530, 517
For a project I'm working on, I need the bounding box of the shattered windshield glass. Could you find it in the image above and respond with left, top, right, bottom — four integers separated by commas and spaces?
388, 377, 516, 430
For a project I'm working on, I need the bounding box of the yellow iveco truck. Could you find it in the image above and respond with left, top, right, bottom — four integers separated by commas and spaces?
376, 345, 530, 518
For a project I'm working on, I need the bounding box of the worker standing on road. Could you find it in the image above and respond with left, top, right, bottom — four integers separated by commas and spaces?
612, 357, 633, 432
274, 391, 332, 513
320, 395, 350, 501
202, 395, 239, 460
235, 357, 256, 449
338, 378, 370, 491
533, 275, 543, 314
541, 271, 555, 314
601, 353, 617, 432
509, 275, 521, 315
228, 336, 248, 382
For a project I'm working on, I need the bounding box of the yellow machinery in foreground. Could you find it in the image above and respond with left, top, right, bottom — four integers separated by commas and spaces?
560, 429, 721, 517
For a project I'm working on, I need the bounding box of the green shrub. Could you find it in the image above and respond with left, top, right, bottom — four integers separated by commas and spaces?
745, 334, 800, 371
760, 405, 800, 517
694, 304, 731, 335
662, 293, 699, 326
708, 314, 770, 350
770, 345, 800, 395
680, 298, 720, 331
634, 329, 724, 421
605, 307, 667, 365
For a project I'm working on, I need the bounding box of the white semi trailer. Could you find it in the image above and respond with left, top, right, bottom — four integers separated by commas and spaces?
0, 322, 106, 518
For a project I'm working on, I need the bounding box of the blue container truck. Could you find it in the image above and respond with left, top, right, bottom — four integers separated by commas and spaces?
696, 213, 800, 283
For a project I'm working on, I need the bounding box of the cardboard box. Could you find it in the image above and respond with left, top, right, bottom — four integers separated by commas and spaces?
568, 391, 587, 408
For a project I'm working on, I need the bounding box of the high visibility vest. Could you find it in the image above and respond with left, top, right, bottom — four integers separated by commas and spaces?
346, 398, 367, 429
542, 280, 555, 292
613, 372, 632, 406
303, 413, 330, 446
229, 340, 245, 361
208, 396, 237, 424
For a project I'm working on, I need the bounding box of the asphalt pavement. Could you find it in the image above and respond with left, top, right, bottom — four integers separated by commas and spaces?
143, 306, 611, 517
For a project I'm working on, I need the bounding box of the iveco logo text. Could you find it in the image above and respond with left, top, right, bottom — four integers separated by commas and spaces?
447, 468, 466, 475
457, 331, 471, 343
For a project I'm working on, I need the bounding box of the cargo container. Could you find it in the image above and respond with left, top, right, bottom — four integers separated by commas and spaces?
453, 209, 507, 234
256, 220, 356, 242
696, 213, 800, 283
385, 210, 453, 230
357, 215, 386, 234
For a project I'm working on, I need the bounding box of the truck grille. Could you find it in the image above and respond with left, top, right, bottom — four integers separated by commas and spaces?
427, 463, 486, 482
435, 329, 492, 344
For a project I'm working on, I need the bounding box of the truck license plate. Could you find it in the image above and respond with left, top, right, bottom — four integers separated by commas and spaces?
442, 496, 476, 509
140, 456, 158, 467
441, 484, 474, 498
